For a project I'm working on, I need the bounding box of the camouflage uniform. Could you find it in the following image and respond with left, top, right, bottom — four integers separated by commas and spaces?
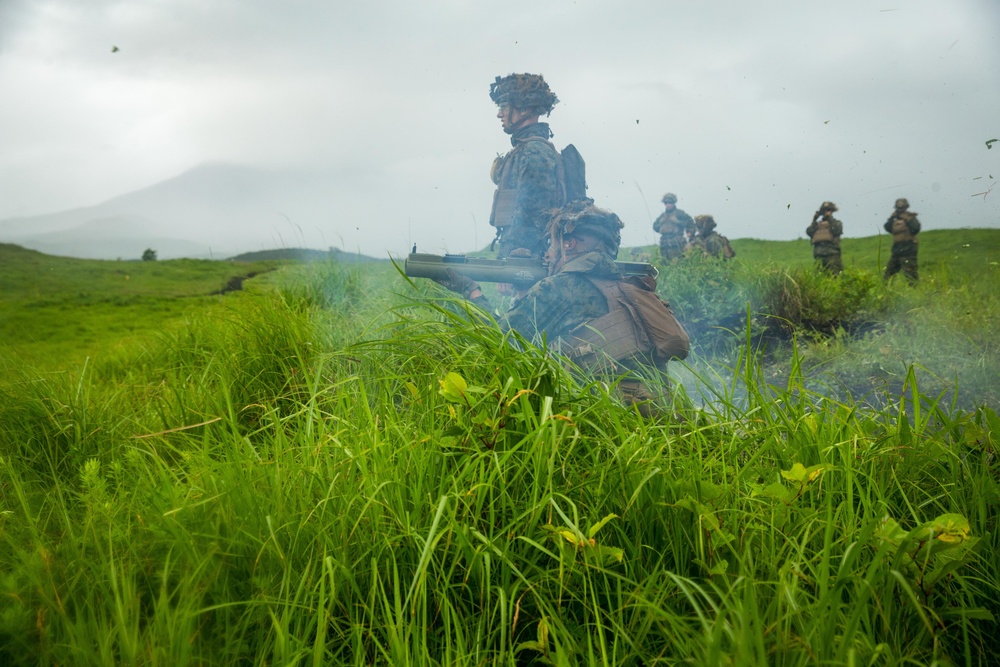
653, 193, 695, 261
466, 201, 689, 413
489, 122, 563, 259
883, 198, 920, 283
489, 74, 564, 260
689, 215, 735, 259
806, 202, 843, 274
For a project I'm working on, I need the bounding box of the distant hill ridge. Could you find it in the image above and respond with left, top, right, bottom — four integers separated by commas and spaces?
229, 247, 387, 263
0, 162, 347, 260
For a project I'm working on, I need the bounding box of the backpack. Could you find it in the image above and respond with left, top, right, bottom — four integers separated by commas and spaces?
491, 140, 587, 229
561, 276, 690, 368
720, 235, 736, 259
559, 144, 587, 203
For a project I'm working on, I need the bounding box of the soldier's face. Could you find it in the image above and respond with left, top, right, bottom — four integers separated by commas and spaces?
664, 202, 676, 211
497, 104, 533, 134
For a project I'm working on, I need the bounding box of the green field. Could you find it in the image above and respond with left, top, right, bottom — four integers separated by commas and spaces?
1, 232, 998, 665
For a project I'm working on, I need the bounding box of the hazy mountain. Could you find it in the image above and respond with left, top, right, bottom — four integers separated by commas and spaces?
0, 163, 344, 260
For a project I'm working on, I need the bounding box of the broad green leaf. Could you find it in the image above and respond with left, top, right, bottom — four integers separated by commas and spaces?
877, 516, 908, 544
709, 559, 729, 576
438, 372, 468, 403
587, 513, 619, 539
757, 482, 792, 502
804, 463, 833, 482
781, 462, 808, 483
590, 544, 624, 564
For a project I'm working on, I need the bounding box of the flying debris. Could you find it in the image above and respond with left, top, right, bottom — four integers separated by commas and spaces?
986, 139, 998, 150
111, 45, 119, 53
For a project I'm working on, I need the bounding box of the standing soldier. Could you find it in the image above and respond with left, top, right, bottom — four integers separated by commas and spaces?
883, 198, 921, 283
806, 201, 843, 274
653, 192, 695, 261
488, 73, 565, 261
690, 215, 735, 259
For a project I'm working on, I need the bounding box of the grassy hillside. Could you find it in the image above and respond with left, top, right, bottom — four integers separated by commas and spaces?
0, 235, 998, 665
0, 243, 280, 368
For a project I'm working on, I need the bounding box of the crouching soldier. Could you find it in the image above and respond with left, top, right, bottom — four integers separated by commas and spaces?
439, 200, 690, 414
689, 215, 735, 259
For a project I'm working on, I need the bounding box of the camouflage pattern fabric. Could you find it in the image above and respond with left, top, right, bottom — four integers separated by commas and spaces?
653, 208, 695, 260
693, 231, 733, 259
883, 210, 921, 282
499, 251, 618, 342
490, 122, 563, 260
806, 214, 843, 274
470, 250, 685, 415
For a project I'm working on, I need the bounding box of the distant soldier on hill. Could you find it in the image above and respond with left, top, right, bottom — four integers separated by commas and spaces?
652, 193, 695, 261
806, 201, 843, 274
688, 215, 735, 259
883, 198, 921, 283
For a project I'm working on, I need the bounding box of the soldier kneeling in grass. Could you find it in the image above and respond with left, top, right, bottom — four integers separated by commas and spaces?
437, 200, 690, 415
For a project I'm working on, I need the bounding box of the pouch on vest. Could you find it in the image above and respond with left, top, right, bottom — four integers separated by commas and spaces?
562, 278, 689, 368
892, 217, 915, 243
720, 236, 736, 259
490, 189, 518, 228
622, 281, 690, 361
811, 221, 833, 243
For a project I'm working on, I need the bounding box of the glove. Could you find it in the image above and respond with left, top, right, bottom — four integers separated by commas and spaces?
433, 269, 481, 299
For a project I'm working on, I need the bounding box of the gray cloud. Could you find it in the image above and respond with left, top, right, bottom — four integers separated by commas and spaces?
0, 0, 997, 257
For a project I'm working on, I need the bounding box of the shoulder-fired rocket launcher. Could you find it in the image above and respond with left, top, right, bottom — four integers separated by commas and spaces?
404, 252, 657, 287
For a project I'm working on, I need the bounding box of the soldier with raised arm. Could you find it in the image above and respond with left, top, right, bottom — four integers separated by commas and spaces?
883, 198, 921, 283
806, 201, 843, 274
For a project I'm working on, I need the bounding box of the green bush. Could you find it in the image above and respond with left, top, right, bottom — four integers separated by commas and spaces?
658, 258, 888, 354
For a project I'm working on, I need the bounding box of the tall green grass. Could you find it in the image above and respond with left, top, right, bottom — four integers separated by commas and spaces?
1, 258, 997, 665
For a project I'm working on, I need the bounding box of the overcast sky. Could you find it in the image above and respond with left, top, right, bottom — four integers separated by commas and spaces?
1, 0, 998, 256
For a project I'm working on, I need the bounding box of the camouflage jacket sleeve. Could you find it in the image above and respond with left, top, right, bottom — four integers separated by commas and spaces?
677, 210, 695, 230
806, 220, 818, 238
499, 273, 608, 343
830, 217, 843, 237
907, 213, 921, 235
884, 216, 895, 233
497, 141, 562, 257
652, 213, 666, 233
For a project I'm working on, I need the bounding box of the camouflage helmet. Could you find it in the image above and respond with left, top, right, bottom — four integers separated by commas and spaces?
546, 198, 623, 255
894, 198, 909, 209
694, 214, 716, 231
662, 192, 678, 204
820, 201, 838, 212
489, 73, 559, 116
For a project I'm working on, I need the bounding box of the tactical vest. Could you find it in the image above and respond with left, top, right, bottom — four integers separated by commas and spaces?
489, 137, 585, 228
811, 219, 833, 243
891, 215, 916, 243
657, 211, 685, 237
557, 277, 689, 370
